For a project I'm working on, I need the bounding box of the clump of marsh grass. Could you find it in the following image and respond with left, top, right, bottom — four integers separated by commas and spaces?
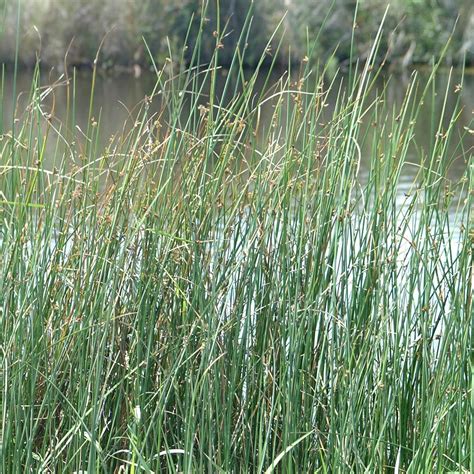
0, 6, 472, 473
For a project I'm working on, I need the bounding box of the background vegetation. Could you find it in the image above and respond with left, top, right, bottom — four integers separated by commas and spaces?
0, 1, 472, 472
0, 0, 473, 70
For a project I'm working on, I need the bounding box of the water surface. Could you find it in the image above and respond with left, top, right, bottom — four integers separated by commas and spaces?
1, 67, 472, 212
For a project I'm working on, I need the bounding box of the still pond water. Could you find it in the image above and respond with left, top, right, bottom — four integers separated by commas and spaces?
3, 68, 472, 210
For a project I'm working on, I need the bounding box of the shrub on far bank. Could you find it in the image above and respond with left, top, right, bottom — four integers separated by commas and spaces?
0, 0, 473, 70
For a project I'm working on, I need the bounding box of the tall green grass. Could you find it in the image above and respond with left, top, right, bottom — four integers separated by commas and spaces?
0, 7, 472, 473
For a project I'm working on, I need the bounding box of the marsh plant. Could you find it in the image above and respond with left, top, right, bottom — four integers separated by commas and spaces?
0, 5, 472, 473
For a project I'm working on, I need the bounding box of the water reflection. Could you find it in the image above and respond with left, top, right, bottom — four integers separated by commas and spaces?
1, 67, 472, 192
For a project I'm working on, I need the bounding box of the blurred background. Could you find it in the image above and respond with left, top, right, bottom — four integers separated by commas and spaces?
0, 0, 473, 71
0, 0, 471, 220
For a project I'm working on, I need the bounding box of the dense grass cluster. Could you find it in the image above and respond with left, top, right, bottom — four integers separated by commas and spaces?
0, 17, 472, 473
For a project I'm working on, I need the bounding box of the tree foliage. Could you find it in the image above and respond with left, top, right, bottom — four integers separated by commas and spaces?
0, 0, 471, 69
